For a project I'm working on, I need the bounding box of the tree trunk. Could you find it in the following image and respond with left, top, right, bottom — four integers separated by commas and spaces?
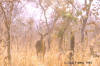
7, 29, 11, 66
4, 21, 11, 66
48, 34, 51, 49
59, 36, 63, 51
81, 18, 87, 43
69, 32, 75, 66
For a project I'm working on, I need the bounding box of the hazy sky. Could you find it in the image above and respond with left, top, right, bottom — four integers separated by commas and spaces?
23, 0, 87, 18
22, 0, 99, 23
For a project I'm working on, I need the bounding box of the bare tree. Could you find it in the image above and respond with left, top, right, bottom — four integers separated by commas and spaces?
0, 0, 20, 66
81, 0, 93, 42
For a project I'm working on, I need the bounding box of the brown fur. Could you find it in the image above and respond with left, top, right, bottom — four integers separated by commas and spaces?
35, 36, 46, 60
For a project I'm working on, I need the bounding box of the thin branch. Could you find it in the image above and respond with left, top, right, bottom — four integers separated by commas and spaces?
0, 3, 9, 29
39, 0, 49, 33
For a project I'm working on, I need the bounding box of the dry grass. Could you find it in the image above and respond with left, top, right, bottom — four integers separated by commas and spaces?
0, 39, 100, 66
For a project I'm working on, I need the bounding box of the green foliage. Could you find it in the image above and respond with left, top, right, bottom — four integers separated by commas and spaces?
76, 10, 82, 16
87, 4, 90, 8
63, 13, 78, 22
61, 10, 67, 18
72, 17, 78, 22
66, 13, 72, 19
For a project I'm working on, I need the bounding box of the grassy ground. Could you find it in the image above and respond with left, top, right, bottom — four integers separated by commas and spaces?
0, 40, 100, 66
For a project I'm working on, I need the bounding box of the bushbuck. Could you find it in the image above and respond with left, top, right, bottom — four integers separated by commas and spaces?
35, 31, 48, 60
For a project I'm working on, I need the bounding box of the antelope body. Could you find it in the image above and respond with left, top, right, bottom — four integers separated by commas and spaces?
35, 31, 48, 61
35, 25, 48, 60
35, 38, 46, 57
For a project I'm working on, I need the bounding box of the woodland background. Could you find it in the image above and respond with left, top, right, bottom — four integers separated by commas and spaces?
0, 0, 100, 66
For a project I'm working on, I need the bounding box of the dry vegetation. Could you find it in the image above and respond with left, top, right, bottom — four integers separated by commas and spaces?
0, 35, 100, 66
0, 0, 100, 66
